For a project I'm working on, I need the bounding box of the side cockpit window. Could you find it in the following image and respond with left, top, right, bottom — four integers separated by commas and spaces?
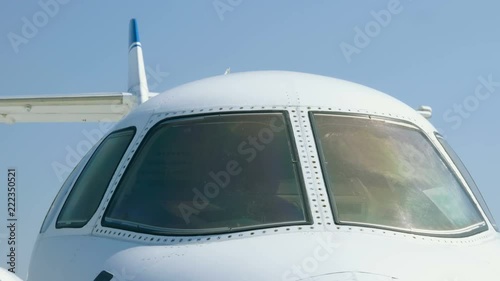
311, 113, 486, 237
435, 134, 498, 232
56, 128, 136, 228
104, 113, 310, 235
40, 151, 91, 233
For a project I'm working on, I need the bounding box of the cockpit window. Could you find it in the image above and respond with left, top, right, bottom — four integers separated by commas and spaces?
311, 113, 486, 236
41, 150, 92, 233
435, 134, 498, 232
103, 113, 309, 235
57, 128, 136, 228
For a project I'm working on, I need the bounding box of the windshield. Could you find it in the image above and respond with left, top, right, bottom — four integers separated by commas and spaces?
311, 113, 485, 236
57, 128, 136, 228
104, 113, 309, 235
436, 134, 498, 232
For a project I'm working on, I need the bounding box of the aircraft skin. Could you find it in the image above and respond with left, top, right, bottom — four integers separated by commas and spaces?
26, 71, 500, 281
1, 268, 23, 281
1, 20, 500, 281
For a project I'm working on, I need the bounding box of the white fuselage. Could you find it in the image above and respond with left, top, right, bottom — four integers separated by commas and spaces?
27, 71, 500, 281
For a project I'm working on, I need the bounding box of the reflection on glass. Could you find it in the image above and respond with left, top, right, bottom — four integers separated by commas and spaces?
57, 129, 136, 228
312, 114, 485, 235
436, 135, 498, 232
104, 113, 308, 235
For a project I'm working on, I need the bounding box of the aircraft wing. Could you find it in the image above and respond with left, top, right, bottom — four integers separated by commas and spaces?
0, 92, 136, 124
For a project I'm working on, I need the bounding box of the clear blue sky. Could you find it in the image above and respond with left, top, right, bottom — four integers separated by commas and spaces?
1, 0, 500, 278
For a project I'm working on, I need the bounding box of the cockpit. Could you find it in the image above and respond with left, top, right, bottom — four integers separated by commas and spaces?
52, 110, 495, 238
312, 113, 485, 236
103, 113, 309, 234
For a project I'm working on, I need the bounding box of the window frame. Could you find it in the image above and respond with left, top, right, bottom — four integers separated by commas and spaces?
309, 112, 487, 238
434, 133, 498, 232
101, 111, 312, 236
40, 150, 93, 233
55, 127, 137, 229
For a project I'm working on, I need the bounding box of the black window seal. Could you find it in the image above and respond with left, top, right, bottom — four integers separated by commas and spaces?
101, 110, 313, 236
309, 111, 488, 238
55, 126, 137, 229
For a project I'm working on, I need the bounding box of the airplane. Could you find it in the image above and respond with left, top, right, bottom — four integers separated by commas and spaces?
1, 19, 499, 281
